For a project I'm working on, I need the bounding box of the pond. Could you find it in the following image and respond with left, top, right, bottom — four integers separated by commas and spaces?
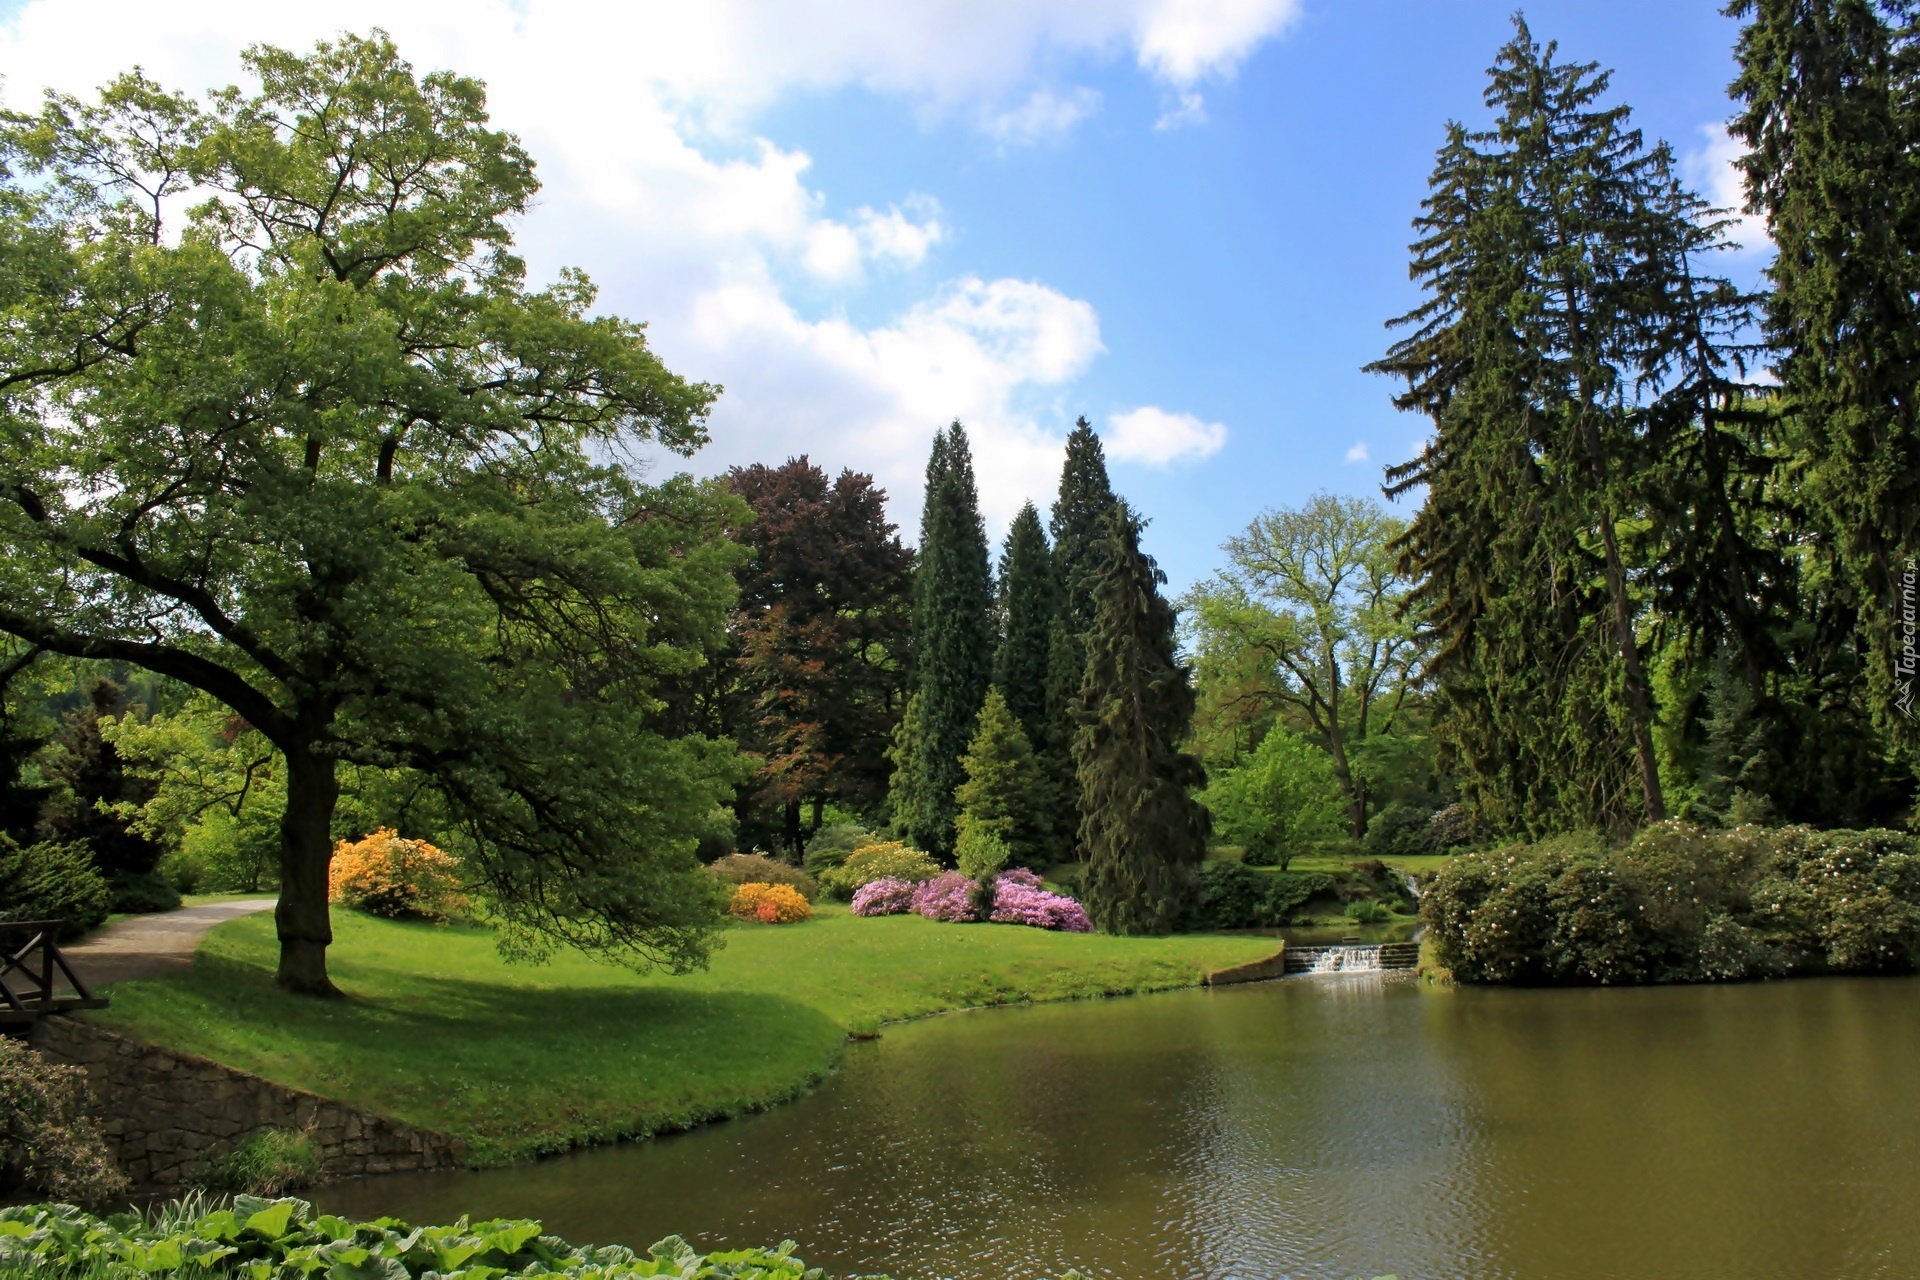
319, 973, 1920, 1280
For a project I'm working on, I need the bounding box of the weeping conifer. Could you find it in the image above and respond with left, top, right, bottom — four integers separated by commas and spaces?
903, 422, 994, 858
1728, 0, 1920, 750
1074, 505, 1209, 935
1372, 19, 1772, 833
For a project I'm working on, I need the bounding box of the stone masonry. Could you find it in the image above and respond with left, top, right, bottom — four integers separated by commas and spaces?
26, 1016, 465, 1189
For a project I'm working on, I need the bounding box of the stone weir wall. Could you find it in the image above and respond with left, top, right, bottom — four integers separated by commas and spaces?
25, 1016, 465, 1188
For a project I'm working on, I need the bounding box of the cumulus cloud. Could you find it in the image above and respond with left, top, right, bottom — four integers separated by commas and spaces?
1684, 122, 1770, 254
0, 0, 1293, 532
984, 86, 1104, 146
1344, 441, 1370, 463
1105, 407, 1229, 467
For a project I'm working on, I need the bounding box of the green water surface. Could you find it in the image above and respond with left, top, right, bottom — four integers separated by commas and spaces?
320, 973, 1920, 1279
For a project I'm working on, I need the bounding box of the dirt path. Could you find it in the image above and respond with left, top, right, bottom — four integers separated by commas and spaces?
61, 898, 278, 987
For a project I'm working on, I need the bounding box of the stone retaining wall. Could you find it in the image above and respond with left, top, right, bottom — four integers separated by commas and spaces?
26, 1016, 465, 1189
1204, 945, 1288, 986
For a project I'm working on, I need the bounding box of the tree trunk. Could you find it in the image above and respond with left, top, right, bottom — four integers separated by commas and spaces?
1596, 512, 1668, 824
276, 746, 341, 996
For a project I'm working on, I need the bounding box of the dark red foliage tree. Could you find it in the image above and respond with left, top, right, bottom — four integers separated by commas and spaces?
725, 458, 914, 853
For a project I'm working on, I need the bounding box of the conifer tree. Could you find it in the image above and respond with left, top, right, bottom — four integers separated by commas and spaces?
953, 688, 1047, 874
907, 422, 994, 858
1371, 19, 1769, 832
886, 691, 934, 845
1728, 0, 1920, 747
1073, 505, 1209, 934
995, 503, 1057, 739
1045, 418, 1118, 856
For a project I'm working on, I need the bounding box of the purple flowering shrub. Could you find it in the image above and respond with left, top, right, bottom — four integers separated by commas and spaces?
911, 870, 980, 922
849, 876, 917, 916
989, 871, 1093, 932
888, 866, 1092, 931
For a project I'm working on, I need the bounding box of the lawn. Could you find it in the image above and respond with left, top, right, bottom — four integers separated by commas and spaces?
92, 905, 1279, 1164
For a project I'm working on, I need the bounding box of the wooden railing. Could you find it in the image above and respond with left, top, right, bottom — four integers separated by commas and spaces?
0, 920, 108, 1022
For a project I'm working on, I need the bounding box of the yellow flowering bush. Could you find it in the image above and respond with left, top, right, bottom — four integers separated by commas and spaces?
328, 828, 466, 921
728, 881, 811, 924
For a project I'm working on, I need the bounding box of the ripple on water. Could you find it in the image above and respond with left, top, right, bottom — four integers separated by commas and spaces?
319, 974, 1920, 1280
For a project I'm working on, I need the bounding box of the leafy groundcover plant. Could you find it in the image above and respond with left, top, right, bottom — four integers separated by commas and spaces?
2, 1199, 1354, 1280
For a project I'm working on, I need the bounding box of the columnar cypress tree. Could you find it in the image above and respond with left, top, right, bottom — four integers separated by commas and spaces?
1046, 418, 1118, 856
994, 504, 1059, 753
905, 421, 994, 858
1074, 504, 1209, 934
1728, 0, 1920, 749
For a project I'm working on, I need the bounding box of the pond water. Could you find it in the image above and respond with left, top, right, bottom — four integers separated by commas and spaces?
320, 973, 1920, 1280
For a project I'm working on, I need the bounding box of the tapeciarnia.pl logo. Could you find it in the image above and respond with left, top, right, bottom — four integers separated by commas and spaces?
1898, 558, 1917, 720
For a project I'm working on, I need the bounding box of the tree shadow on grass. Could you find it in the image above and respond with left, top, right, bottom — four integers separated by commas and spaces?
101, 940, 848, 1162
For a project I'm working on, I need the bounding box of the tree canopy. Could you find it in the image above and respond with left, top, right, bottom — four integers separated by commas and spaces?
0, 34, 742, 992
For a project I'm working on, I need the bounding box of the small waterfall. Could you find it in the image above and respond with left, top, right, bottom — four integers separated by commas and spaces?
1402, 871, 1422, 902
1310, 945, 1384, 974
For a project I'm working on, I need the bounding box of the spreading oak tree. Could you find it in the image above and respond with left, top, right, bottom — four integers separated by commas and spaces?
0, 35, 743, 993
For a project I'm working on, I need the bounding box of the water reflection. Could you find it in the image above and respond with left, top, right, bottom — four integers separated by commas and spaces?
322, 974, 1920, 1280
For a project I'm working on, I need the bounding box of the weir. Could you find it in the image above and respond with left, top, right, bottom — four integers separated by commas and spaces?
1284, 941, 1420, 975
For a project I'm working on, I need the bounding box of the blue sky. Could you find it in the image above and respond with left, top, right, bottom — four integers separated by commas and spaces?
0, 1, 1765, 591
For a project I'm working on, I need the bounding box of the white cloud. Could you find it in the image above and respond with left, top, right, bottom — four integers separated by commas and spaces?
1154, 90, 1210, 132
1105, 406, 1229, 467
1135, 0, 1302, 84
1684, 122, 1770, 254
0, 0, 1290, 533
1344, 441, 1370, 463
984, 86, 1104, 146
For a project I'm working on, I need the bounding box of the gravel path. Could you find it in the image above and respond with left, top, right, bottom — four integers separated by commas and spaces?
60, 898, 278, 987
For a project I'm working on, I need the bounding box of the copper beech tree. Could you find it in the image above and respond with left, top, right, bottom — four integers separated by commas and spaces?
0, 34, 745, 994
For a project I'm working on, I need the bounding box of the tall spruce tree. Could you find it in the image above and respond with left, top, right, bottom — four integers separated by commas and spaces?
905, 422, 994, 858
1728, 0, 1920, 749
954, 688, 1048, 873
1074, 504, 1209, 935
1372, 19, 1769, 833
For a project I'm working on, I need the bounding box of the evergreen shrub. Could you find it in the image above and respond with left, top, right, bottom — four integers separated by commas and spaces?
1425, 823, 1920, 984
0, 838, 111, 937
109, 872, 183, 914
1365, 802, 1437, 858
708, 853, 819, 901
802, 823, 879, 876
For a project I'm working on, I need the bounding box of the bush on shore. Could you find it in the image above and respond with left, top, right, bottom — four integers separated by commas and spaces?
727, 882, 812, 924
0, 1037, 127, 1204
1424, 822, 1920, 985
817, 841, 941, 899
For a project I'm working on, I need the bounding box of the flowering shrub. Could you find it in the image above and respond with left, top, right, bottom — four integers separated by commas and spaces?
328, 828, 465, 921
1424, 823, 1920, 985
729, 881, 811, 924
849, 876, 917, 916
819, 840, 941, 899
708, 852, 818, 901
0, 1037, 126, 1204
988, 869, 1092, 932
911, 871, 980, 922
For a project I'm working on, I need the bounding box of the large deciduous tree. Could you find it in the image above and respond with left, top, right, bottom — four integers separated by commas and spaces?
0, 35, 742, 993
899, 422, 993, 859
1074, 505, 1208, 934
725, 458, 913, 854
1182, 493, 1426, 838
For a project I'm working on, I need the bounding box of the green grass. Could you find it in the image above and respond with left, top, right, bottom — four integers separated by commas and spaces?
91, 905, 1278, 1164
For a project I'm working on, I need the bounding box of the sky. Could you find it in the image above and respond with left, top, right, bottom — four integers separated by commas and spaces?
0, 0, 1767, 592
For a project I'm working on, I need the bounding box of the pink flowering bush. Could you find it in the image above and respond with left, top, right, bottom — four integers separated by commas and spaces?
912, 871, 980, 922
849, 876, 917, 916
989, 870, 1093, 932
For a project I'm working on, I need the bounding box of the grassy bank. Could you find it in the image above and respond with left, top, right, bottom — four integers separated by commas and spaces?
90, 906, 1277, 1164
